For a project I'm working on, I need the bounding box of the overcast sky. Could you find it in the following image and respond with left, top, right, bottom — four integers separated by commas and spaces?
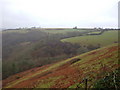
0, 0, 119, 29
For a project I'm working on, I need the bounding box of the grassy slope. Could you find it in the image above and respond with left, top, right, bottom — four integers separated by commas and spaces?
87, 31, 102, 34
3, 43, 119, 88
61, 31, 119, 47
42, 29, 88, 34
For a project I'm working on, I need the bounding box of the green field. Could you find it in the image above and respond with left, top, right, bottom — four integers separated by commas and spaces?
87, 31, 102, 34
61, 30, 119, 47
42, 29, 88, 34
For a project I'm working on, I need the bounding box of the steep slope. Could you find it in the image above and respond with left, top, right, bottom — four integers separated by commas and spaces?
3, 43, 119, 88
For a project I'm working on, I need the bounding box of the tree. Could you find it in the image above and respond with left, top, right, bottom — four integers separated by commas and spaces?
73, 26, 77, 29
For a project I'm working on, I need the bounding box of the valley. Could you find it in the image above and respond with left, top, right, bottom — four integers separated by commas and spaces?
2, 28, 119, 88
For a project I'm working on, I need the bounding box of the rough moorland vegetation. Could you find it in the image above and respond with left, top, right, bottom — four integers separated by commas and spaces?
3, 43, 119, 88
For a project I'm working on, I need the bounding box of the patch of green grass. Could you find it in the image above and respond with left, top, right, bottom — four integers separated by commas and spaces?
69, 83, 79, 88
36, 76, 63, 88
69, 82, 86, 88
61, 31, 119, 47
87, 31, 102, 34
42, 29, 88, 34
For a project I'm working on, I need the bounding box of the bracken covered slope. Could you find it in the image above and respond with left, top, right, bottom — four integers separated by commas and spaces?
3, 43, 119, 88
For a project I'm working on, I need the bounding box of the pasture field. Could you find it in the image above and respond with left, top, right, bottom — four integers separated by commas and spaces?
41, 29, 89, 34
87, 31, 102, 34
3, 43, 119, 88
61, 30, 119, 47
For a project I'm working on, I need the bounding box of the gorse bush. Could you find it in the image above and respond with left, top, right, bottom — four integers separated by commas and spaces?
94, 68, 120, 88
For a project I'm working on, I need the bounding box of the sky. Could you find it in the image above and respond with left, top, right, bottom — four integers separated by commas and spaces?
0, 0, 119, 29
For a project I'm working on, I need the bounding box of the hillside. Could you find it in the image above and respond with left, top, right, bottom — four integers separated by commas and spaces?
2, 28, 96, 79
61, 30, 119, 47
42, 29, 89, 34
3, 43, 119, 88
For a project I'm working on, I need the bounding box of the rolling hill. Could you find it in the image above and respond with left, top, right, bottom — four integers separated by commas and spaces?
3, 43, 119, 88
61, 30, 119, 47
42, 29, 89, 34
